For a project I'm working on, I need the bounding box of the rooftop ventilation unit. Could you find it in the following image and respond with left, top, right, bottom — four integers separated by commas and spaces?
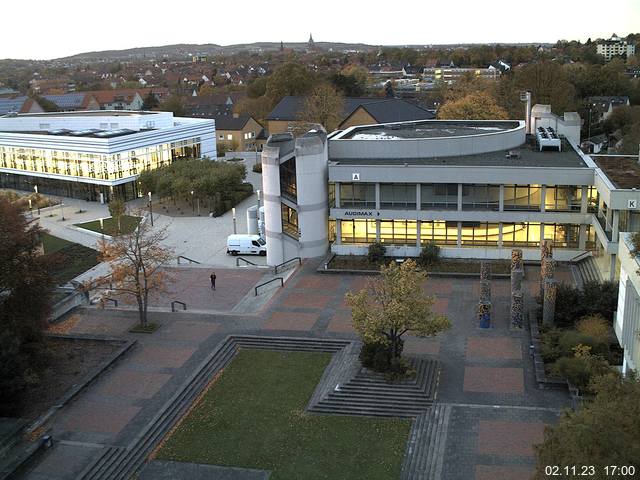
535, 126, 561, 152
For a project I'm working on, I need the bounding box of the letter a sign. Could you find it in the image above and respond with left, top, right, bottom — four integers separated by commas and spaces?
352, 173, 360, 181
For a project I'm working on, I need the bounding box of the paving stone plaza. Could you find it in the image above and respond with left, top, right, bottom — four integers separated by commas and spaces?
18, 259, 575, 480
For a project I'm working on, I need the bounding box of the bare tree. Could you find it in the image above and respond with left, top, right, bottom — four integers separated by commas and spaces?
92, 219, 174, 326
302, 83, 345, 132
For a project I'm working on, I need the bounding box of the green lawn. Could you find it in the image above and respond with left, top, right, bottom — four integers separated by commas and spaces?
74, 215, 141, 236
157, 349, 411, 480
41, 233, 99, 285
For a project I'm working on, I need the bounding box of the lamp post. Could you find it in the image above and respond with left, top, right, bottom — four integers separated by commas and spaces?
28, 198, 33, 217
148, 191, 154, 226
99, 217, 104, 239
34, 185, 40, 215
256, 189, 261, 210
232, 207, 237, 234
190, 190, 195, 213
60, 198, 65, 221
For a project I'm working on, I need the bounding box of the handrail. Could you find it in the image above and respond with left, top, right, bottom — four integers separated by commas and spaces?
569, 251, 591, 264
236, 257, 258, 267
102, 297, 118, 307
274, 257, 302, 274
171, 300, 187, 312
255, 277, 284, 296
177, 255, 201, 265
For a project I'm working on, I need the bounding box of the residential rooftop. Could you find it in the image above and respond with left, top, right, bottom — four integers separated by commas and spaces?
593, 155, 640, 189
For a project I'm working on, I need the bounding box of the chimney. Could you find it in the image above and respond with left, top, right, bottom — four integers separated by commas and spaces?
233, 112, 239, 119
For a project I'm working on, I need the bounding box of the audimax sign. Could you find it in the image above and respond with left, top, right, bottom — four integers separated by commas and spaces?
343, 211, 380, 217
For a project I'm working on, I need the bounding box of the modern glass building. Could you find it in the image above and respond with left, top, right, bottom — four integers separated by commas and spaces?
0, 111, 215, 201
261, 113, 640, 281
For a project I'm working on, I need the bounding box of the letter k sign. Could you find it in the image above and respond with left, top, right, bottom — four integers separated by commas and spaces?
629, 199, 638, 209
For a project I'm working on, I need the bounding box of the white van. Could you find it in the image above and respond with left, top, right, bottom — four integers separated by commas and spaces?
226, 234, 267, 256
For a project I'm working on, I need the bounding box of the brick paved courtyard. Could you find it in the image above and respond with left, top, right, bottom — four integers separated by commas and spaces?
21, 258, 573, 480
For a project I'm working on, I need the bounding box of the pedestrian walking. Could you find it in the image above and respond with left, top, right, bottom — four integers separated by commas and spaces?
210, 272, 216, 290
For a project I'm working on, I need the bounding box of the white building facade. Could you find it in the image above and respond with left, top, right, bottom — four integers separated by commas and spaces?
0, 111, 215, 201
597, 34, 636, 61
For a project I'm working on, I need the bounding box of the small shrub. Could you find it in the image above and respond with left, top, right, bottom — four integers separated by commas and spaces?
541, 328, 608, 363
551, 346, 611, 394
576, 314, 610, 342
418, 242, 440, 268
367, 242, 386, 264
630, 231, 640, 257
385, 357, 416, 381
252, 163, 262, 173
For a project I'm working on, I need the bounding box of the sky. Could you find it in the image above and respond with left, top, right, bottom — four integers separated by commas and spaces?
2, 0, 639, 60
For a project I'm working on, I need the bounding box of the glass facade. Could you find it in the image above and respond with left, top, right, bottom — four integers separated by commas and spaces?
421, 183, 457, 210
420, 220, 458, 245
0, 138, 200, 181
340, 183, 375, 208
279, 158, 297, 201
460, 222, 500, 246
340, 219, 377, 243
281, 203, 298, 238
503, 184, 542, 211
461, 184, 500, 211
379, 220, 417, 245
544, 186, 581, 212
501, 222, 542, 247
380, 184, 416, 209
543, 224, 580, 249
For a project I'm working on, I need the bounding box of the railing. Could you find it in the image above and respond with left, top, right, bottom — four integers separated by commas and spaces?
171, 300, 187, 312
177, 255, 201, 265
274, 257, 302, 274
236, 257, 259, 267
255, 277, 284, 296
103, 298, 118, 307
569, 251, 591, 264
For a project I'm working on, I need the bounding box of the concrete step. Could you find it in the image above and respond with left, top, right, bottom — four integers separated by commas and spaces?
311, 404, 423, 418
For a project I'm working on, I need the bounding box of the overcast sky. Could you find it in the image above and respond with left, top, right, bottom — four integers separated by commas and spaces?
2, 0, 638, 60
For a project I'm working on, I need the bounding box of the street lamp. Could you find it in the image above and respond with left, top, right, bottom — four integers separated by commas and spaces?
190, 190, 195, 213
60, 198, 65, 221
232, 207, 237, 234
28, 198, 33, 217
34, 185, 40, 215
256, 189, 261, 209
148, 191, 154, 226
99, 217, 104, 239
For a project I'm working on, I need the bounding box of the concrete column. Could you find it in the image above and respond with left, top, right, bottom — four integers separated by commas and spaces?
376, 219, 380, 242
612, 210, 620, 242
540, 185, 546, 213
262, 146, 284, 266
335, 219, 342, 245
457, 183, 463, 211
579, 224, 587, 250
335, 182, 341, 208
416, 221, 421, 248
375, 183, 381, 210
580, 186, 588, 214
605, 204, 613, 231
457, 221, 462, 247
609, 254, 617, 281
416, 183, 421, 212
498, 223, 503, 248
499, 184, 505, 212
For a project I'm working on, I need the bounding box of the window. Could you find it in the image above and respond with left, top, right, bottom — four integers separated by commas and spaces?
281, 203, 298, 238
420, 220, 458, 246
252, 240, 261, 247
503, 185, 542, 211
545, 186, 581, 212
226, 134, 233, 141
461, 184, 500, 211
219, 134, 224, 140
340, 183, 375, 208
279, 158, 297, 201
543, 224, 580, 249
340, 219, 377, 243
502, 222, 542, 247
328, 183, 336, 208
421, 183, 458, 210
379, 220, 417, 245
380, 184, 416, 209
460, 222, 500, 246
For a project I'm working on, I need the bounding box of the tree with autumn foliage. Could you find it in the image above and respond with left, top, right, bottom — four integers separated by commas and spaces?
94, 219, 174, 327
438, 91, 509, 120
302, 83, 345, 132
345, 259, 450, 365
0, 199, 53, 414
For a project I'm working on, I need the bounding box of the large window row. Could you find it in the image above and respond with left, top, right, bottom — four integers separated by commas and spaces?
330, 183, 593, 213
0, 138, 201, 180
338, 219, 588, 249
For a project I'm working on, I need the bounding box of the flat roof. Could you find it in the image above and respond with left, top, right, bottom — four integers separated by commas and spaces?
0, 128, 147, 139
341, 120, 521, 140
593, 155, 640, 189
10, 110, 157, 118
330, 137, 587, 169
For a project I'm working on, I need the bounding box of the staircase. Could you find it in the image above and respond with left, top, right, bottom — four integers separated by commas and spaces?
76, 335, 351, 480
400, 404, 452, 480
309, 358, 440, 418
571, 253, 602, 287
